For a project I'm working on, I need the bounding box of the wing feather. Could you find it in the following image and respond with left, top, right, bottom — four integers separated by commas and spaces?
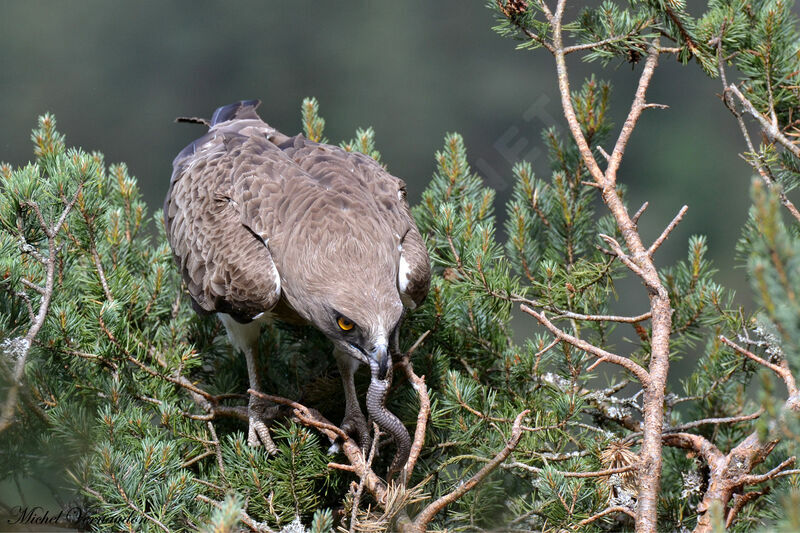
164, 118, 282, 322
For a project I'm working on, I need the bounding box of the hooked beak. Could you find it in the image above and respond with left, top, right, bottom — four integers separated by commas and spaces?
370, 344, 390, 380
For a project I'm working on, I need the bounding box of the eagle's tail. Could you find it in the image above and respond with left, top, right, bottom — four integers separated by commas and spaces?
210, 99, 262, 127
174, 99, 262, 129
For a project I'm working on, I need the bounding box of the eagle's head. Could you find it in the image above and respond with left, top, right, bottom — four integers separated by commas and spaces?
280, 219, 405, 380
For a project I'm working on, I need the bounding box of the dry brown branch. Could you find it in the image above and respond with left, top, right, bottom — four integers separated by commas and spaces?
520, 26, 556, 54
207, 421, 225, 476
632, 201, 649, 225
662, 432, 723, 465
605, 45, 661, 185
549, 29, 674, 533
719, 335, 798, 397
328, 462, 356, 473
534, 337, 560, 358
736, 457, 797, 486
693, 432, 779, 533
598, 234, 649, 283
574, 505, 636, 529
521, 304, 650, 382
647, 205, 688, 256
248, 389, 388, 505
551, 309, 652, 323
729, 84, 800, 161
404, 410, 529, 532
657, 359, 797, 533
725, 488, 769, 528
350, 423, 381, 533
397, 355, 430, 483
717, 42, 800, 223
91, 246, 113, 303
508, 461, 639, 479
665, 409, 763, 433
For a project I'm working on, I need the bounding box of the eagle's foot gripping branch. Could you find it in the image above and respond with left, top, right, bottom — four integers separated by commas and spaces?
247, 393, 279, 454
341, 403, 372, 453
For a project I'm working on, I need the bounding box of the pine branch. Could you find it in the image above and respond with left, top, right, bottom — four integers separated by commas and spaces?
197, 494, 275, 533
0, 184, 83, 434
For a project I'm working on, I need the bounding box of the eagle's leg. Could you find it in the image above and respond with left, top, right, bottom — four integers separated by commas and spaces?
333, 348, 371, 450
219, 313, 278, 454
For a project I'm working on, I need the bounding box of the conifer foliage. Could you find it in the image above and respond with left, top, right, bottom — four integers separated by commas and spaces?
2, 2, 800, 531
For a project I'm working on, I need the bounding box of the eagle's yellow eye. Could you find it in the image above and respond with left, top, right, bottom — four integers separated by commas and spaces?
337, 317, 354, 331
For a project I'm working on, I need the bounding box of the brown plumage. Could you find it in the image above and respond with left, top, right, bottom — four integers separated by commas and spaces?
164, 100, 430, 471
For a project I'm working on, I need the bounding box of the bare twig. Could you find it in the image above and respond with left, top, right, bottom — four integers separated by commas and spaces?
736, 457, 797, 486
248, 389, 388, 505
350, 423, 381, 533
574, 505, 636, 529
398, 355, 430, 484
549, 30, 673, 533
407, 410, 529, 532
717, 42, 800, 223
632, 202, 649, 225
662, 432, 723, 465
726, 488, 769, 528
665, 409, 763, 433
598, 234, 648, 281
720, 335, 798, 397
207, 421, 225, 476
521, 304, 650, 383
91, 246, 114, 302
508, 461, 639, 479
551, 309, 652, 324
605, 44, 661, 185
729, 85, 800, 161
647, 205, 688, 256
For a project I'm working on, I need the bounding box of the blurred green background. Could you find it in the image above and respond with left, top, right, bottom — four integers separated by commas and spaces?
0, 1, 777, 306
